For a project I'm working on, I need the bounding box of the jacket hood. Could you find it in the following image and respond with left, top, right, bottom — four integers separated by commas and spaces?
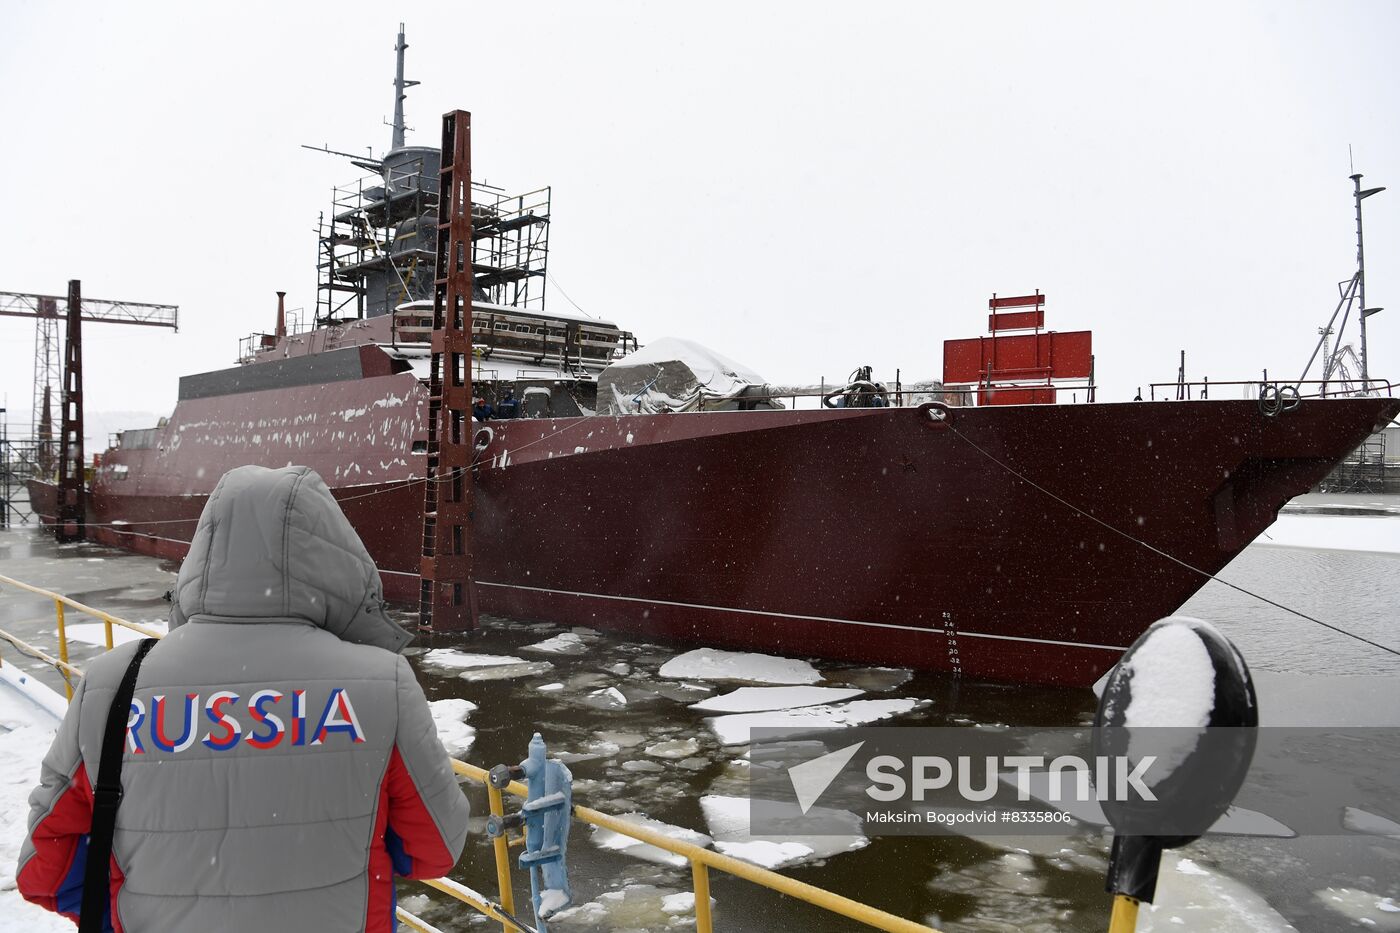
170, 465, 412, 653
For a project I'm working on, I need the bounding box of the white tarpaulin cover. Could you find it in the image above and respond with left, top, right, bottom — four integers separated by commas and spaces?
598, 337, 779, 414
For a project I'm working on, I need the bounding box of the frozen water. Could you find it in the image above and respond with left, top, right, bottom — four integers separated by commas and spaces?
700, 794, 868, 868
1313, 887, 1400, 931
550, 884, 699, 930
690, 685, 863, 713
706, 698, 924, 745
1260, 514, 1400, 555
428, 697, 477, 757
420, 649, 529, 669
1342, 806, 1400, 837
658, 647, 821, 685
645, 738, 700, 759
522, 632, 590, 655
1137, 852, 1299, 931
589, 812, 712, 867
418, 648, 555, 681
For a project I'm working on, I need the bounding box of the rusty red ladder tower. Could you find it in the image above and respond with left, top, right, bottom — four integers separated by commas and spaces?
418, 110, 479, 631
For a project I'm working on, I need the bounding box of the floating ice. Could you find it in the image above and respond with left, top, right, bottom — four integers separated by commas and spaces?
645, 738, 700, 759
1136, 852, 1298, 932
589, 813, 712, 867
420, 649, 530, 669
537, 682, 566, 692
700, 794, 867, 868
691, 686, 863, 713
1261, 514, 1400, 555
419, 650, 554, 681
549, 884, 700, 930
428, 697, 478, 757
587, 686, 629, 709
1343, 806, 1400, 837
659, 648, 821, 685
1313, 887, 1400, 931
706, 698, 924, 746
522, 632, 590, 655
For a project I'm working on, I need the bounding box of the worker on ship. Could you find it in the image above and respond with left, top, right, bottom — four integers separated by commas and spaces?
496, 387, 519, 419
472, 395, 494, 421
17, 465, 470, 933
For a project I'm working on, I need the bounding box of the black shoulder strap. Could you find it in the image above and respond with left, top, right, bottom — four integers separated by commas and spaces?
80, 638, 157, 933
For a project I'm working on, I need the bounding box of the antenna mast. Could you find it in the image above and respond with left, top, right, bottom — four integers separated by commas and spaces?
390, 23, 419, 150
1352, 173, 1385, 386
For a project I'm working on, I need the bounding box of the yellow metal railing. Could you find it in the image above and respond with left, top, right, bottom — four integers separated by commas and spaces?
0, 572, 942, 933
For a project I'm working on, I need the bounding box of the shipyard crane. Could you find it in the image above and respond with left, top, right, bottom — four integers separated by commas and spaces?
0, 284, 178, 539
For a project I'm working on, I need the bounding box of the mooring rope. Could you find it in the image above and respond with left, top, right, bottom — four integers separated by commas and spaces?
946, 421, 1400, 659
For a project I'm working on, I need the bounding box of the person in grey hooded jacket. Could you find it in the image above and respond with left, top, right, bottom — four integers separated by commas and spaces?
17, 465, 471, 932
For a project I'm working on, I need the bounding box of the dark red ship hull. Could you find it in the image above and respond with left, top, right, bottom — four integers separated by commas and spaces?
30, 374, 1398, 687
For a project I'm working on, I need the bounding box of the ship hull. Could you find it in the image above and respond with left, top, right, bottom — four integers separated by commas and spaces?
31, 393, 1399, 687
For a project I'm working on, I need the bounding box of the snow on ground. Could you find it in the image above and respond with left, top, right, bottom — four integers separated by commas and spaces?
521, 632, 590, 655
0, 687, 77, 933
690, 685, 863, 713
658, 648, 821, 685
1258, 514, 1400, 554
699, 794, 868, 869
589, 812, 712, 867
57, 620, 168, 647
706, 698, 924, 746
0, 665, 65, 728
428, 697, 477, 757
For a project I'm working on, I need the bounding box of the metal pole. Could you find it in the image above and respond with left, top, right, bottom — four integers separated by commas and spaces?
1352, 173, 1386, 388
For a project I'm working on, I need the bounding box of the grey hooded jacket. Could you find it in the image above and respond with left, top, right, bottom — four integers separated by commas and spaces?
18, 465, 470, 932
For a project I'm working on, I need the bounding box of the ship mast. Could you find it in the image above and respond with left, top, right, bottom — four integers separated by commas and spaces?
390, 23, 418, 151
1352, 173, 1385, 386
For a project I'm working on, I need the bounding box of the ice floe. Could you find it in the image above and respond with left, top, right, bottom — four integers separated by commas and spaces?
1342, 805, 1400, 837
658, 647, 821, 685
706, 698, 925, 746
1137, 852, 1299, 931
522, 632, 591, 655
428, 698, 477, 757
1259, 514, 1400, 555
589, 813, 712, 867
700, 794, 868, 869
690, 685, 863, 713
1313, 887, 1400, 931
419, 649, 553, 681
550, 884, 704, 930
645, 738, 700, 759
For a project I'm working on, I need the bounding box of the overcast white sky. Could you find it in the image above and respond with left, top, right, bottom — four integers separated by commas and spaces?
2, 1, 1397, 429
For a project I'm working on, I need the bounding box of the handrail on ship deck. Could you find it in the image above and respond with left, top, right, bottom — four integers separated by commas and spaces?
0, 572, 941, 933
1147, 377, 1394, 401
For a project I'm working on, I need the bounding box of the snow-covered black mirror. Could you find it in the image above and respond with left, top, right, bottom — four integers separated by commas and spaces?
1093, 616, 1258, 903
